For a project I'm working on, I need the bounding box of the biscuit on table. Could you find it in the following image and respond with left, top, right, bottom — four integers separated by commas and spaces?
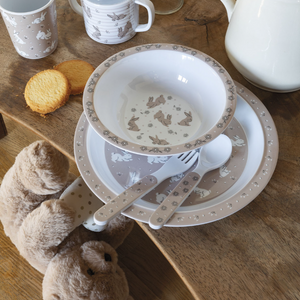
24, 69, 71, 115
54, 60, 95, 95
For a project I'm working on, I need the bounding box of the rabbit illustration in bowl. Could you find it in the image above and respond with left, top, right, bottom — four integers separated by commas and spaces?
154, 110, 172, 127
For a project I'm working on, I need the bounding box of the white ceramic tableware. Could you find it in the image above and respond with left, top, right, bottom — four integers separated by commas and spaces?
93, 150, 198, 228
68, 0, 154, 44
0, 0, 58, 59
83, 43, 237, 156
220, 0, 300, 92
74, 81, 279, 227
149, 134, 232, 229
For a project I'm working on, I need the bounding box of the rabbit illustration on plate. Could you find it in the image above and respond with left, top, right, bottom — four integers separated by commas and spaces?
154, 110, 172, 127
193, 187, 211, 198
219, 165, 231, 178
125, 171, 140, 188
127, 115, 140, 131
155, 192, 168, 204
231, 135, 246, 147
149, 135, 169, 145
146, 95, 166, 109
111, 151, 133, 163
147, 156, 169, 165
170, 173, 185, 183
178, 111, 193, 126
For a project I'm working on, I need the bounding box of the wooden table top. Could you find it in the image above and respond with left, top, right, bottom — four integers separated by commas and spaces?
1, 0, 300, 299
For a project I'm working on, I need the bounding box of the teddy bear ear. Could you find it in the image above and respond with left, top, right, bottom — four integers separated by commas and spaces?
16, 140, 70, 195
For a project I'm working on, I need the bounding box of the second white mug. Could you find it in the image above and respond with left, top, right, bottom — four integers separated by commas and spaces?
68, 0, 155, 44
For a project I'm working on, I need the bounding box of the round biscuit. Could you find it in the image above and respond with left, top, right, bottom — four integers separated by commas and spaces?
54, 60, 95, 95
24, 69, 71, 115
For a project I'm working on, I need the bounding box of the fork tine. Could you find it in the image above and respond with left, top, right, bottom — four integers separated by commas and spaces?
180, 150, 196, 162
180, 151, 191, 160
177, 152, 185, 159
185, 151, 198, 163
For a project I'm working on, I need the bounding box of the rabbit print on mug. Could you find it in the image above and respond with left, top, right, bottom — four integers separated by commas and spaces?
68, 0, 154, 44
118, 21, 132, 38
107, 12, 127, 21
32, 12, 47, 24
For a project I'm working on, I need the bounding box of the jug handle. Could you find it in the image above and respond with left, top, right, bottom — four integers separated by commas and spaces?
219, 0, 236, 22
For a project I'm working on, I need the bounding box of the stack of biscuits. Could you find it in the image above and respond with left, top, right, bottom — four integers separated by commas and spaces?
24, 60, 94, 115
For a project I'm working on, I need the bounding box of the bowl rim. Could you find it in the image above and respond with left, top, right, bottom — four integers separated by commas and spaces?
82, 43, 237, 156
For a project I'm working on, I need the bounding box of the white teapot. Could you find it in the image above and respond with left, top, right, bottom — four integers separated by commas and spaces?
220, 0, 300, 92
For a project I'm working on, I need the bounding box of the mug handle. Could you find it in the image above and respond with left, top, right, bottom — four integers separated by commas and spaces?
135, 0, 155, 32
68, 0, 83, 16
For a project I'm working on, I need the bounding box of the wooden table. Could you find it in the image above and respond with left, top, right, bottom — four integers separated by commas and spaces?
1, 0, 300, 299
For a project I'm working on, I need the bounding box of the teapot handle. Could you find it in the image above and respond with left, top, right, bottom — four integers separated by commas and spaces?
219, 0, 236, 22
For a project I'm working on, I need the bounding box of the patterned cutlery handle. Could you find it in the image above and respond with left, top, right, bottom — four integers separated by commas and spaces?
94, 175, 158, 226
149, 172, 201, 230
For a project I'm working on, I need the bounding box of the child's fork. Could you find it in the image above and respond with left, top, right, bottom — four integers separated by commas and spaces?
94, 150, 198, 228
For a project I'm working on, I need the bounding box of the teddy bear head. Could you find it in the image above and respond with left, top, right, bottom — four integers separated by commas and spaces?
43, 240, 132, 300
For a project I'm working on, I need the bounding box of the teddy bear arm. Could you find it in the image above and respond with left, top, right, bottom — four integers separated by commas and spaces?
17, 199, 76, 274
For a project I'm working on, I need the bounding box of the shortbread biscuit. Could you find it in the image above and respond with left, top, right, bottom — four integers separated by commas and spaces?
54, 60, 94, 95
24, 69, 71, 115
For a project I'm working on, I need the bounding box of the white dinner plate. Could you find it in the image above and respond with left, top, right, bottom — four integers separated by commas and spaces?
102, 116, 248, 208
74, 81, 279, 227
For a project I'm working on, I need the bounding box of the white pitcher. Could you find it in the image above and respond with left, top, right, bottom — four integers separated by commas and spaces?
220, 0, 300, 92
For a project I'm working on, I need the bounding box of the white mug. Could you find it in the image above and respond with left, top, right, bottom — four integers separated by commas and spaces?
68, 0, 155, 44
0, 0, 58, 59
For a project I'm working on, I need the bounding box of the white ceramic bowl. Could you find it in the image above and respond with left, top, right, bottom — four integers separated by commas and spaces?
83, 43, 237, 156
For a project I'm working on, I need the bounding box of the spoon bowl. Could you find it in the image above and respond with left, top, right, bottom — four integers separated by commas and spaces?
197, 134, 233, 172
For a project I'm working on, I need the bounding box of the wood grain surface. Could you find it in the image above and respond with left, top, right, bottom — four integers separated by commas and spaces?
0, 114, 7, 139
0, 0, 300, 299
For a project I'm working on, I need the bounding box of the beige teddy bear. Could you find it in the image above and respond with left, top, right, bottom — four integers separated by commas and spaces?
0, 140, 134, 300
